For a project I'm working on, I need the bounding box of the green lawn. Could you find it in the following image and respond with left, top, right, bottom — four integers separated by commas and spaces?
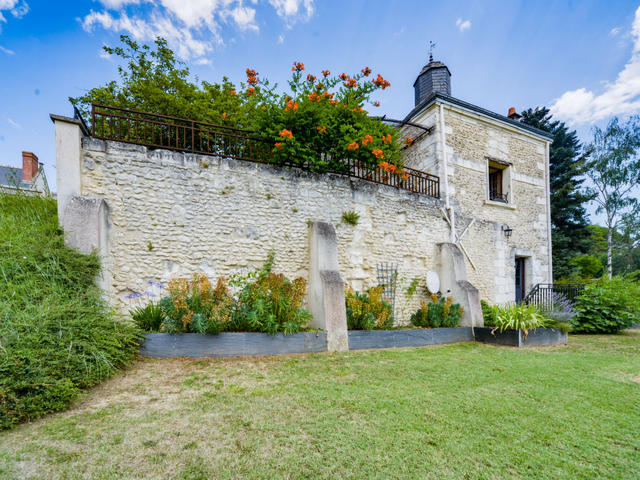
1, 332, 639, 480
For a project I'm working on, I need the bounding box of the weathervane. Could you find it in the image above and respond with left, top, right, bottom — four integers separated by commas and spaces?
429, 40, 436, 62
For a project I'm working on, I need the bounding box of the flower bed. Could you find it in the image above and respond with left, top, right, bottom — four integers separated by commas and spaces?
474, 327, 567, 347
140, 331, 327, 358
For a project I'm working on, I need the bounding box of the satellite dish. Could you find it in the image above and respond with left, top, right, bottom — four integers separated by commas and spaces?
426, 271, 440, 294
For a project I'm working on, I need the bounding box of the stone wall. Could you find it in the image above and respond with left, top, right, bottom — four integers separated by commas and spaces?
79, 138, 452, 325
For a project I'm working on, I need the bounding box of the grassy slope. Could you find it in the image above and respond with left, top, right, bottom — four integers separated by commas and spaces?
0, 332, 638, 480
0, 193, 141, 429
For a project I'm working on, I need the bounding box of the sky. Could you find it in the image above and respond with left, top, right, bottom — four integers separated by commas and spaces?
1, 0, 639, 220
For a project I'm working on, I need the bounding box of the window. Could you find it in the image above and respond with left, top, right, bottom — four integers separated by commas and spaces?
487, 159, 511, 204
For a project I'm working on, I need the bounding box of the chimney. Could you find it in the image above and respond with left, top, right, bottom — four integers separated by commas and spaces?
413, 58, 451, 106
22, 151, 39, 182
507, 107, 522, 121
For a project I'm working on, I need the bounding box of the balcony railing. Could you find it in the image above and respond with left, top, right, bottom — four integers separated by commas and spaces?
523, 283, 586, 309
489, 190, 509, 203
90, 104, 440, 199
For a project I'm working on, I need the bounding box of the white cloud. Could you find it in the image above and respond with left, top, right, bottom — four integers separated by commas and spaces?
82, 1, 314, 61
268, 0, 313, 24
610, 26, 621, 36
456, 18, 471, 32
277, 33, 284, 44
550, 5, 640, 124
0, 0, 28, 32
0, 44, 14, 54
7, 118, 21, 129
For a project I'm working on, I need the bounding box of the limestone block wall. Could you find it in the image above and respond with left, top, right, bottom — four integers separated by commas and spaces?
80, 138, 454, 325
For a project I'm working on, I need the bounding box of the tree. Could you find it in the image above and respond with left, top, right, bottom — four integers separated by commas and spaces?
584, 116, 640, 278
521, 107, 592, 279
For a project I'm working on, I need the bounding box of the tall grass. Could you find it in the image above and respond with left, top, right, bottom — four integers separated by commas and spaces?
0, 192, 141, 429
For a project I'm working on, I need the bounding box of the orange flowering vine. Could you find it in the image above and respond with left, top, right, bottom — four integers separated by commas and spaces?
246, 68, 258, 77
292, 61, 305, 71
279, 129, 293, 139
362, 134, 373, 145
274, 142, 283, 150
321, 69, 331, 77
230, 90, 237, 96
403, 137, 414, 146
222, 112, 227, 119
382, 133, 393, 144
344, 77, 357, 88
316, 125, 327, 134
306, 73, 316, 82
321, 91, 334, 99
339, 73, 348, 80
361, 67, 372, 76
285, 100, 299, 111
308, 92, 321, 102
372, 149, 384, 160
373, 74, 390, 89
347, 141, 359, 151
246, 87, 256, 96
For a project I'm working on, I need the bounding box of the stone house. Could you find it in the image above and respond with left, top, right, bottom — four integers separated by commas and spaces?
0, 151, 50, 196
50, 56, 553, 350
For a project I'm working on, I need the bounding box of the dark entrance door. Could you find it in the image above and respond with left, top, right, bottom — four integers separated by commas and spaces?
515, 257, 526, 303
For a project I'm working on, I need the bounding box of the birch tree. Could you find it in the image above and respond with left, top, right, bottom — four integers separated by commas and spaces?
585, 116, 640, 278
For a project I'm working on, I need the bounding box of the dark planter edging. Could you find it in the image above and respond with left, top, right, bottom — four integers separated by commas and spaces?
348, 327, 474, 351
140, 331, 328, 358
474, 327, 567, 347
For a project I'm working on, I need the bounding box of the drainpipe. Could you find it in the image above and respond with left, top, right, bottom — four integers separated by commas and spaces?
439, 103, 455, 242
544, 141, 553, 282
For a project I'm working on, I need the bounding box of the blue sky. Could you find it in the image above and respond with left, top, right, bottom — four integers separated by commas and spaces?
1, 0, 639, 210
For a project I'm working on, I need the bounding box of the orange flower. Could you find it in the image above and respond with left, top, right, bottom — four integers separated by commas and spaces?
382, 133, 393, 144
315, 83, 323, 90
247, 75, 258, 85
222, 112, 227, 119
230, 90, 237, 96
285, 100, 299, 111
330, 99, 337, 105
361, 67, 372, 76
347, 141, 359, 151
279, 129, 293, 139
344, 77, 357, 88
378, 161, 389, 169
402, 173, 410, 181
386, 164, 395, 172
261, 106, 266, 110
372, 101, 380, 107
339, 73, 348, 80
308, 92, 320, 102
306, 73, 316, 82
246, 68, 258, 77
321, 69, 331, 77
373, 74, 390, 89
362, 134, 373, 145
274, 142, 283, 150
246, 87, 256, 96
403, 137, 414, 146
292, 61, 305, 71
316, 125, 327, 134
372, 149, 384, 160
321, 91, 334, 99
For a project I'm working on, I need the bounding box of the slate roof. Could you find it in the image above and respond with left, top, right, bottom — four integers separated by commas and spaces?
0, 165, 32, 189
403, 91, 554, 141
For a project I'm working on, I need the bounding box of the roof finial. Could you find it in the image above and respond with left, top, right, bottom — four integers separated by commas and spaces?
429, 40, 436, 62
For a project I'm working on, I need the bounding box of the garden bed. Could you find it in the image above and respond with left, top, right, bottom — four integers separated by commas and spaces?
348, 327, 473, 351
474, 327, 567, 347
140, 331, 327, 358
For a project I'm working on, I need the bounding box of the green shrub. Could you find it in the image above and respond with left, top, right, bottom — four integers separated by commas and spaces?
484, 303, 546, 338
230, 253, 312, 334
0, 193, 141, 430
130, 302, 165, 332
571, 276, 640, 333
160, 274, 234, 334
345, 286, 394, 330
411, 295, 463, 328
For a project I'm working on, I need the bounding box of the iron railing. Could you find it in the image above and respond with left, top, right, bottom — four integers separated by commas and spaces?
523, 283, 586, 310
90, 104, 440, 199
490, 190, 509, 203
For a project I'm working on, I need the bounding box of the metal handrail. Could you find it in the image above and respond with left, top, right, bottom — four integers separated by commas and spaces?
89, 103, 441, 199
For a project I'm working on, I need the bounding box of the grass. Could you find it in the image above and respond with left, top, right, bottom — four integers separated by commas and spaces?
0, 192, 141, 429
0, 332, 638, 479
